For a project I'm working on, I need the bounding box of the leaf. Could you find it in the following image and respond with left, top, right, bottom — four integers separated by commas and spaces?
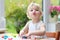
51, 10, 57, 18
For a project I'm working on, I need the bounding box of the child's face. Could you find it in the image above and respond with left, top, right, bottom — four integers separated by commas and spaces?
28, 5, 41, 19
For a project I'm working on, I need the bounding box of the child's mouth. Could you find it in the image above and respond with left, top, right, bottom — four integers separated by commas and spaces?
33, 13, 36, 15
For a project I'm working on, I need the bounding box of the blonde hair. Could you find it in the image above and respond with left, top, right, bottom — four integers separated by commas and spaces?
27, 2, 42, 19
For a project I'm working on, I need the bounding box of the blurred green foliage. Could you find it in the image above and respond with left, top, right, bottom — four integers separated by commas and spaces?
6, 7, 29, 33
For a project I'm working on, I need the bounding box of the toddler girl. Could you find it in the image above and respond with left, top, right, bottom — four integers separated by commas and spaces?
19, 2, 46, 39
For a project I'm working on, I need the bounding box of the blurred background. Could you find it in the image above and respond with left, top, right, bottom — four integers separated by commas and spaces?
0, 0, 60, 34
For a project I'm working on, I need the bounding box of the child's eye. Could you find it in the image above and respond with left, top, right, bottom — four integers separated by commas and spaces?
30, 9, 33, 11
36, 10, 39, 11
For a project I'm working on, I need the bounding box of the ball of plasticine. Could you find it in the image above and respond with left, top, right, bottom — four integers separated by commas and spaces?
4, 35, 8, 39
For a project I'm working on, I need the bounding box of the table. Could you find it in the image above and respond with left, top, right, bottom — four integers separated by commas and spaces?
19, 38, 56, 40
19, 38, 48, 40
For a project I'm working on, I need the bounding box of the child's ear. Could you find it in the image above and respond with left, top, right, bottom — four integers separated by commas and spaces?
40, 11, 42, 16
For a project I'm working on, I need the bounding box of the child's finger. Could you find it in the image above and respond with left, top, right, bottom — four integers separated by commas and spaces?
18, 34, 20, 36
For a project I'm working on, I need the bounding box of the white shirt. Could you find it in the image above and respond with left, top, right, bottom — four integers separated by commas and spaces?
28, 20, 43, 33
28, 20, 45, 38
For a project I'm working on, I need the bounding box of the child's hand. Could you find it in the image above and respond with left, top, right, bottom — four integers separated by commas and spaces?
26, 32, 31, 37
19, 31, 24, 37
22, 34, 31, 39
19, 33, 23, 37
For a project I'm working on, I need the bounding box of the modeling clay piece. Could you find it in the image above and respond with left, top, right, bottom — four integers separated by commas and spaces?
22, 36, 27, 39
4, 35, 8, 39
8, 38, 13, 40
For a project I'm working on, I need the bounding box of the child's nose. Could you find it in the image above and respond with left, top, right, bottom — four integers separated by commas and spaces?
33, 10, 36, 15
33, 10, 36, 14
